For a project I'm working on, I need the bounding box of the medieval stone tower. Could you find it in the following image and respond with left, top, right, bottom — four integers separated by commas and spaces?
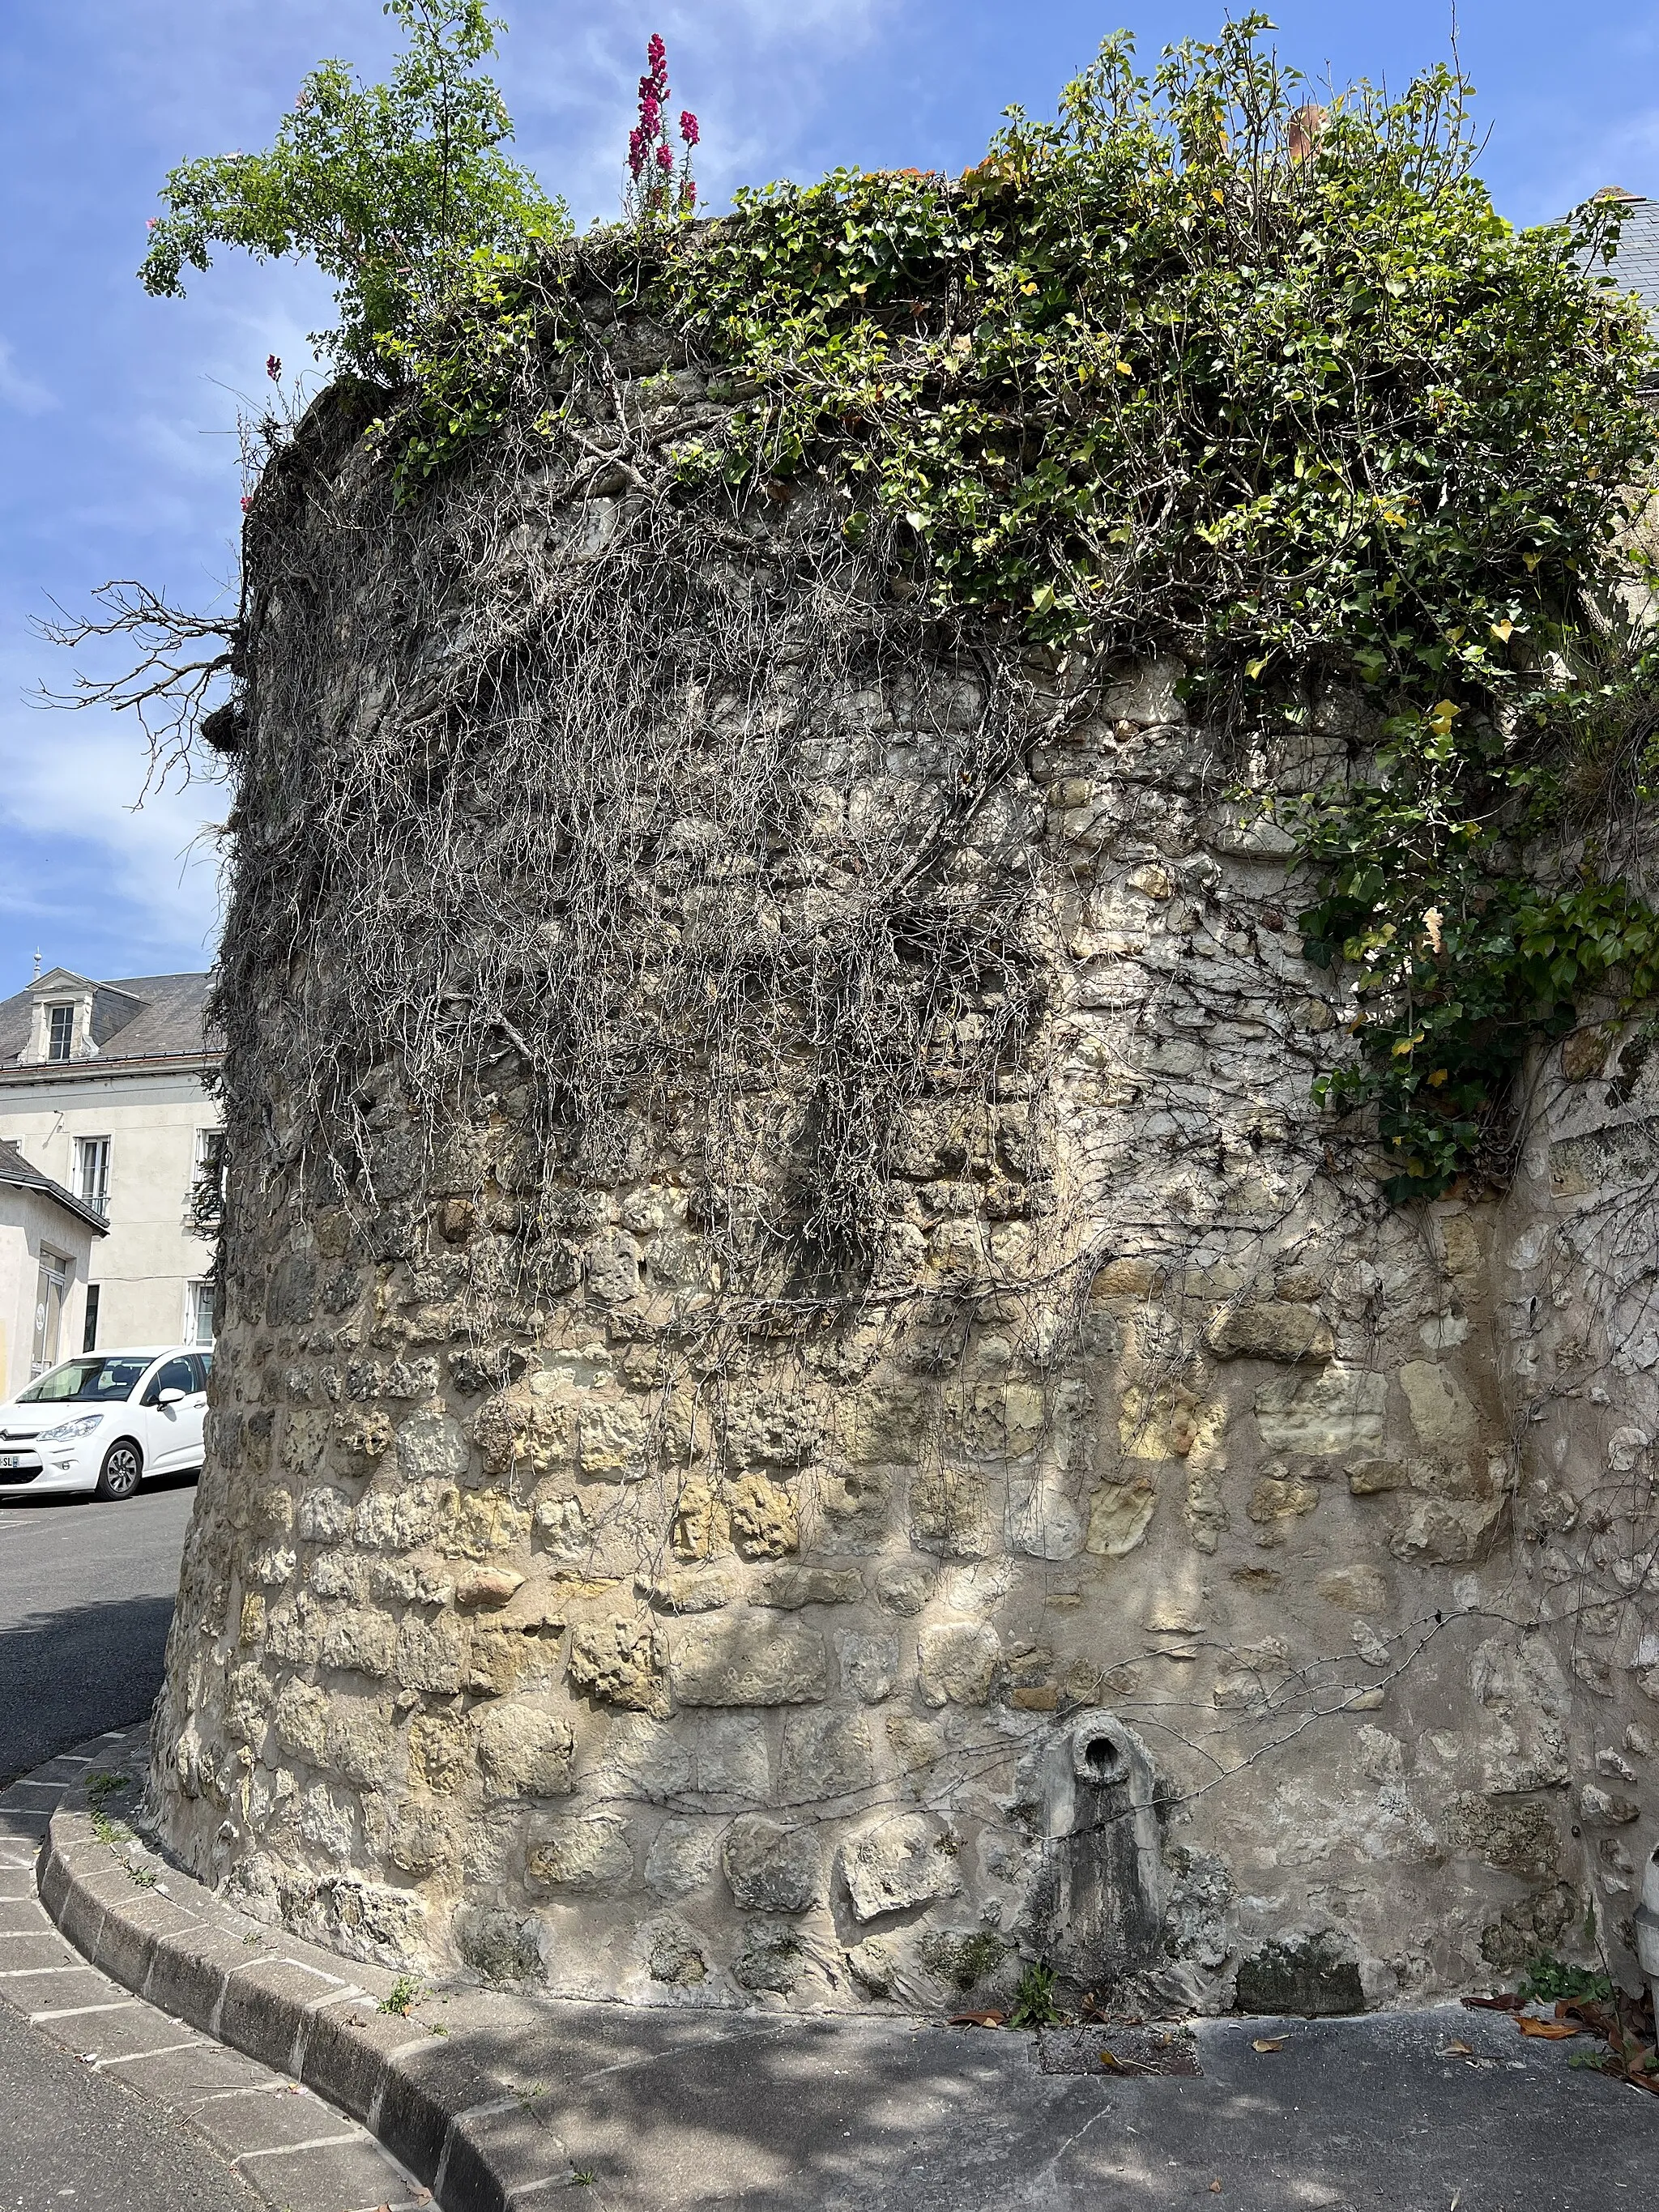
144, 284, 1658, 2018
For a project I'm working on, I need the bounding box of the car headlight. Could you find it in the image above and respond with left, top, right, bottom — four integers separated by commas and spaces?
36, 1412, 105, 1443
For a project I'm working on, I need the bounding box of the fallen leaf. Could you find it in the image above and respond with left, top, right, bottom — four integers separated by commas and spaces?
1439, 2041, 1474, 2057
1210, 2183, 1222, 2194
1462, 1993, 1521, 2012
1252, 2037, 1286, 2052
1516, 2016, 1579, 2040
949, 2010, 1004, 2028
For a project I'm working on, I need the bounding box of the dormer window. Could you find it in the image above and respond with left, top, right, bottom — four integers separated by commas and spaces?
47, 1005, 75, 1061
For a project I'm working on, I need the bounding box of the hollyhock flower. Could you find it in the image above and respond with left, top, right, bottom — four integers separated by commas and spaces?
680, 110, 699, 147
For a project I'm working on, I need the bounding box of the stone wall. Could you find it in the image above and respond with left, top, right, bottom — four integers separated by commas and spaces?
147, 346, 1659, 2018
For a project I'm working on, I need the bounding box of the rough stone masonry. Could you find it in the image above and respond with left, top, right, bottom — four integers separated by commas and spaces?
146, 322, 1659, 2022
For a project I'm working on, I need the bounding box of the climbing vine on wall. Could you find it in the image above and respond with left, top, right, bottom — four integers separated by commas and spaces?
137, 11, 1659, 1205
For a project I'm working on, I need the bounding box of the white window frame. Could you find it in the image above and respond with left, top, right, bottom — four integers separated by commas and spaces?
46, 1004, 75, 1061
191, 1127, 226, 1224
74, 1135, 111, 1217
186, 1279, 216, 1346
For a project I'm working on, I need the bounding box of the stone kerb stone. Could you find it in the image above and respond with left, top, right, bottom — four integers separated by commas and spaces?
145, 326, 1656, 2022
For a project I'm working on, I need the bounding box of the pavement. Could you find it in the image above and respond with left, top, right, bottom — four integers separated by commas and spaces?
3, 1479, 1659, 2211
0, 1474, 198, 1786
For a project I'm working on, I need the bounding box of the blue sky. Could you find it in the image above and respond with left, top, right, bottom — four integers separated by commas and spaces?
4, 0, 1659, 996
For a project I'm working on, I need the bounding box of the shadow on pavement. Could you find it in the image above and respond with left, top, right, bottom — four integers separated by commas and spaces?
0, 1585, 178, 1787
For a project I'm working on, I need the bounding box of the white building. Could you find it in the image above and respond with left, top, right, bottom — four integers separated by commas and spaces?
0, 1139, 106, 1397
0, 970, 221, 1362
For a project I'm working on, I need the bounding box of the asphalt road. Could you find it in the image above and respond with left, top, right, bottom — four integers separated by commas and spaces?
0, 1998, 252, 2211
0, 1474, 198, 1788
0, 1475, 253, 2210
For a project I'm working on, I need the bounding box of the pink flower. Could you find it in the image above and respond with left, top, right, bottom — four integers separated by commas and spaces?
240, 497, 252, 511
147, 217, 159, 229
266, 353, 282, 381
655, 143, 674, 173
639, 92, 660, 132
647, 32, 666, 72
681, 177, 698, 208
680, 110, 698, 147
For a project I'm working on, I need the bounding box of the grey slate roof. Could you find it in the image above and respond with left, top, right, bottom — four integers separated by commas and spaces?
0, 1139, 109, 1235
1575, 190, 1659, 345
0, 972, 217, 1069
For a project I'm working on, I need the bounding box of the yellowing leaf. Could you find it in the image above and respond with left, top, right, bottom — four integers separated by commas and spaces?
1252, 2036, 1286, 2052
1212, 189, 1226, 203
1391, 1032, 1423, 1057
1115, 359, 1133, 375
1491, 620, 1514, 643
1245, 656, 1269, 680
1523, 552, 1542, 572
1427, 1067, 1449, 1087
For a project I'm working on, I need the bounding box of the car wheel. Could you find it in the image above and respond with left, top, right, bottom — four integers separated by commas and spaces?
95, 1439, 143, 1502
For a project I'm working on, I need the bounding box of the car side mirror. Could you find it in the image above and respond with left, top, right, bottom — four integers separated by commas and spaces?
156, 1387, 186, 1407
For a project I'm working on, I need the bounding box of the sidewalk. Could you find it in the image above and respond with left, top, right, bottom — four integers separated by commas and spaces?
13, 1733, 1658, 2212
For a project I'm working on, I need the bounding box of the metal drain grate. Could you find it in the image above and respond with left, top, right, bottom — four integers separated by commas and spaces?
1036, 2022, 1202, 2077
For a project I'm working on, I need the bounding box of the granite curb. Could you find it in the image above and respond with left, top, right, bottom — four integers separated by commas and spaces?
32, 1734, 575, 2212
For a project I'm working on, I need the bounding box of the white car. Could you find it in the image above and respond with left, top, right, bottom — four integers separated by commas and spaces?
0, 1346, 211, 1502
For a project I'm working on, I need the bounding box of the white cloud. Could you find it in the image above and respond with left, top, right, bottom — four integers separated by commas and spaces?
0, 339, 57, 416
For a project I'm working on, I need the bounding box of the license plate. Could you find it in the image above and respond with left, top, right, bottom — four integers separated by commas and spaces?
0, 1455, 21, 1469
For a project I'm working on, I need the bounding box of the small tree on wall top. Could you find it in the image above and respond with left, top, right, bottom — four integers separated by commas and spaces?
136, 0, 567, 376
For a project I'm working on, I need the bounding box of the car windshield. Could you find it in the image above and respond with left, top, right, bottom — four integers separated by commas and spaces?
18, 1355, 149, 1404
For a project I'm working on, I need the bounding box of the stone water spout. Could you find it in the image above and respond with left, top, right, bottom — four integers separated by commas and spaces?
1040, 1710, 1163, 1988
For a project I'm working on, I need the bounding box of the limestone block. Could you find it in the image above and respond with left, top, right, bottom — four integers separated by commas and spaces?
645, 1916, 708, 1985
671, 1617, 830, 1706
695, 1714, 770, 1802
842, 1383, 929, 1466
587, 1713, 694, 1801
1399, 1362, 1479, 1451
721, 1814, 821, 1912
842, 1813, 962, 1921
354, 1481, 458, 1552
274, 1678, 328, 1766
731, 1920, 805, 1993
569, 1617, 667, 1714
313, 1548, 365, 1601
239, 1592, 267, 1646
475, 1703, 575, 1799
527, 1814, 634, 1894
1389, 1494, 1504, 1565
280, 1410, 331, 1477
1472, 1638, 1570, 1793
579, 1397, 650, 1481
753, 1565, 862, 1608
781, 1707, 876, 1801
948, 1381, 1046, 1461
320, 1607, 398, 1679
396, 1613, 467, 1695
474, 1385, 574, 1480
724, 1395, 821, 1469
446, 1492, 532, 1560
818, 1463, 893, 1521
390, 1801, 457, 1877
1008, 1468, 1085, 1560
248, 1544, 297, 1588
1100, 656, 1187, 727
396, 1406, 471, 1484
672, 1477, 729, 1561
716, 1481, 800, 1578
909, 1463, 991, 1558
1255, 1366, 1386, 1456
467, 1621, 554, 1698
332, 1408, 394, 1466
1183, 1468, 1227, 1554
1247, 1472, 1320, 1526
409, 1711, 471, 1792
638, 1565, 736, 1613
323, 1698, 402, 1792
586, 1231, 642, 1306
369, 1557, 455, 1607
917, 1621, 1000, 1707
644, 1818, 720, 1899
874, 1559, 934, 1614
1205, 1302, 1333, 1363
1085, 1477, 1158, 1558
837, 1630, 900, 1703
534, 1490, 589, 1557
1347, 1459, 1406, 1496
455, 1567, 526, 1608
296, 1485, 355, 1543
298, 1781, 353, 1862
